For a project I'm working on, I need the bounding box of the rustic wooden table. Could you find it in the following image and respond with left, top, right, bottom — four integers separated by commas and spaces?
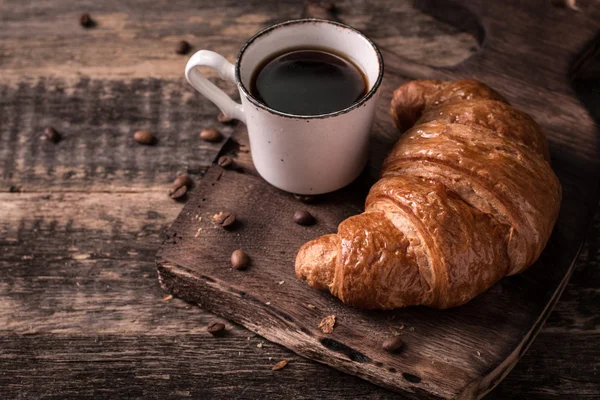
1, 1, 598, 399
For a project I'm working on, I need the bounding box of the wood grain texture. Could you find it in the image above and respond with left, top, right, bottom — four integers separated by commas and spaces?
0, 78, 232, 192
1, 332, 598, 399
1, 0, 599, 398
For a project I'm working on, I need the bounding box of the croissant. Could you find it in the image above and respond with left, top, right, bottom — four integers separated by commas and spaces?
295, 79, 562, 309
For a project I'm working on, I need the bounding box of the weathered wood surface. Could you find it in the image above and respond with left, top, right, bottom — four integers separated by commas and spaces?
1, 0, 599, 399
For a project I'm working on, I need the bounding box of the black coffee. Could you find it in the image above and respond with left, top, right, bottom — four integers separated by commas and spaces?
250, 49, 367, 116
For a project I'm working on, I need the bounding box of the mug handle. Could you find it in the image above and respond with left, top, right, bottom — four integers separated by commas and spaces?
185, 50, 245, 123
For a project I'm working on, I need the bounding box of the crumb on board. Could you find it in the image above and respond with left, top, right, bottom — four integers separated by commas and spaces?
307, 304, 316, 309
271, 359, 288, 371
318, 315, 336, 334
162, 294, 173, 302
278, 280, 285, 285
257, 342, 264, 348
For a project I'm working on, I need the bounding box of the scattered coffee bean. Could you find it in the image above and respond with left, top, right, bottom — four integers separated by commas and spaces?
214, 211, 236, 228
231, 249, 250, 270
207, 322, 226, 336
293, 193, 316, 203
79, 13, 93, 28
175, 40, 191, 55
217, 155, 233, 169
217, 112, 236, 125
41, 126, 61, 143
294, 210, 316, 226
168, 184, 187, 200
200, 128, 223, 143
382, 336, 404, 353
173, 174, 192, 189
133, 130, 154, 145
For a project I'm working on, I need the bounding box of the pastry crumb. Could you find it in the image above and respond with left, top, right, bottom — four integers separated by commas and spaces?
318, 315, 336, 334
162, 294, 173, 302
272, 360, 288, 371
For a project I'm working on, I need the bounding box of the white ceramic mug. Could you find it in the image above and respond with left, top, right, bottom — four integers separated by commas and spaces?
185, 19, 383, 194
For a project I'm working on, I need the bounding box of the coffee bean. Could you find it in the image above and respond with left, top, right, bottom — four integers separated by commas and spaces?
214, 211, 236, 228
217, 155, 233, 169
217, 112, 236, 125
173, 175, 192, 189
382, 336, 404, 353
80, 13, 93, 28
133, 130, 154, 145
175, 40, 191, 55
168, 184, 187, 200
293, 194, 316, 204
200, 128, 223, 143
294, 210, 316, 226
231, 249, 250, 270
207, 322, 226, 336
42, 126, 61, 143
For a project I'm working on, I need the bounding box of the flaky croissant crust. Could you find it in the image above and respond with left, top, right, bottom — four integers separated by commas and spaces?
295, 79, 561, 309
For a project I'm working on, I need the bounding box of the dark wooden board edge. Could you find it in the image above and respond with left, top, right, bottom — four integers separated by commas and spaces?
155, 164, 596, 399
156, 259, 433, 400
462, 243, 584, 399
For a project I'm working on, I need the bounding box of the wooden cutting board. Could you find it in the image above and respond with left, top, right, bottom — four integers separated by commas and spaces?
157, 1, 600, 398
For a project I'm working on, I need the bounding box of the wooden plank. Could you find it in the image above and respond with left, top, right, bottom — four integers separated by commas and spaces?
0, 0, 476, 81
0, 332, 598, 400
0, 78, 233, 192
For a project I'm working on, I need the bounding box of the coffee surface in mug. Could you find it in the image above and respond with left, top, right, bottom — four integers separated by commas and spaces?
250, 49, 367, 116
